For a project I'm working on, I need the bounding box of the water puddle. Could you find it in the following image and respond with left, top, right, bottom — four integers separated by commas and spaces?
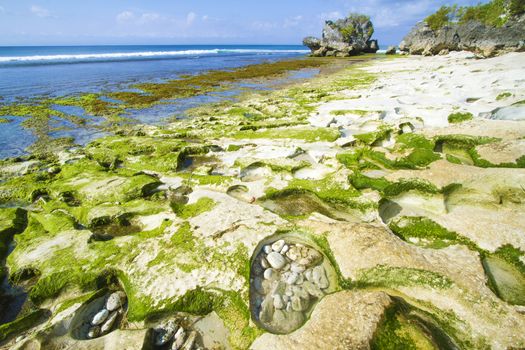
250, 233, 338, 334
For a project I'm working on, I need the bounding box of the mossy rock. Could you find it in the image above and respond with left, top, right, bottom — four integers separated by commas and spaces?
0, 208, 28, 257
0, 309, 49, 342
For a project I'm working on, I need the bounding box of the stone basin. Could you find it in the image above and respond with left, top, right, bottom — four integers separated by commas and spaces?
249, 233, 338, 334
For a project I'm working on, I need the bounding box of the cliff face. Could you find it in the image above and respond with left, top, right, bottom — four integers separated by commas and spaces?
400, 13, 525, 57
303, 14, 378, 57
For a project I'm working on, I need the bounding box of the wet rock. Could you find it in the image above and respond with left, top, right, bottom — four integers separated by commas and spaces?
172, 327, 186, 350
181, 331, 197, 350
291, 262, 306, 274
155, 320, 178, 346
267, 252, 286, 269
291, 295, 309, 312
261, 257, 270, 269
303, 281, 324, 298
271, 239, 285, 252
100, 311, 118, 334
91, 309, 109, 326
106, 291, 126, 311
260, 294, 275, 323
313, 265, 329, 289
273, 294, 285, 309
251, 237, 334, 334
87, 326, 101, 339
264, 268, 277, 280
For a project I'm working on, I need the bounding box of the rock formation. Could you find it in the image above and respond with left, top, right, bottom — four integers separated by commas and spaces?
400, 2, 525, 57
303, 14, 379, 57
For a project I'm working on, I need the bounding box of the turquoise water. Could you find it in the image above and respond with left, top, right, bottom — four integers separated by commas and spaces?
0, 45, 311, 158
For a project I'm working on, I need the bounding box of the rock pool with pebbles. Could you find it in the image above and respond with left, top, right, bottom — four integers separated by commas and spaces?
69, 290, 127, 340
250, 235, 338, 334
150, 318, 202, 350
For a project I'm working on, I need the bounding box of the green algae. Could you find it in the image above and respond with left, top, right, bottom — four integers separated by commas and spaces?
330, 109, 369, 116
496, 92, 512, 100
232, 126, 340, 142
357, 266, 453, 289
389, 216, 477, 249
337, 143, 441, 171
482, 256, 525, 305
0, 309, 48, 342
0, 208, 28, 258
349, 173, 440, 198
171, 197, 217, 219
371, 303, 436, 350
448, 112, 473, 123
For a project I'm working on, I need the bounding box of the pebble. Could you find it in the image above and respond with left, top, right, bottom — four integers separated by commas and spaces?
286, 272, 299, 285
286, 301, 293, 312
291, 295, 309, 312
271, 240, 285, 252
305, 269, 313, 282
263, 245, 272, 254
266, 252, 286, 269
261, 257, 270, 269
181, 331, 197, 350
91, 309, 109, 326
263, 268, 276, 280
260, 295, 275, 323
291, 262, 306, 274
282, 263, 291, 271
303, 281, 324, 298
106, 291, 126, 311
313, 265, 329, 289
100, 311, 118, 334
87, 326, 101, 339
286, 247, 301, 261
292, 285, 309, 300
155, 321, 177, 346
280, 244, 289, 254
172, 327, 186, 350
273, 294, 284, 309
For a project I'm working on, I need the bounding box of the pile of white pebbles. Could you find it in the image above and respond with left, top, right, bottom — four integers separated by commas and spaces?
87, 291, 127, 339
251, 239, 330, 333
153, 319, 201, 350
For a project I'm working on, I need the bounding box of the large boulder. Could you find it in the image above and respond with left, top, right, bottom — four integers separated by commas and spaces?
303, 13, 379, 57
400, 11, 525, 57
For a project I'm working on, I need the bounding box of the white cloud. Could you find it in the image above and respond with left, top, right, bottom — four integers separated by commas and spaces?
284, 15, 303, 28
30, 5, 51, 18
202, 15, 209, 21
186, 12, 196, 26
138, 12, 161, 24
116, 11, 135, 23
251, 21, 278, 30
0, 6, 5, 13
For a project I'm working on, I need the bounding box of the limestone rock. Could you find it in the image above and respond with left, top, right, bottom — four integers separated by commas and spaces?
303, 13, 379, 57
385, 46, 397, 55
251, 291, 392, 350
399, 13, 525, 57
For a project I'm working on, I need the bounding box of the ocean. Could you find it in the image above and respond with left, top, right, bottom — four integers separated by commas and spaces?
0, 45, 313, 158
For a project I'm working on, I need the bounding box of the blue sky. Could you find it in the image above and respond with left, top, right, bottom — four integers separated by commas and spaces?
0, 0, 486, 46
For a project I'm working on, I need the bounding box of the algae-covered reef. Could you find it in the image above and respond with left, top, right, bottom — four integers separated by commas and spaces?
1, 51, 525, 349
0, 58, 337, 158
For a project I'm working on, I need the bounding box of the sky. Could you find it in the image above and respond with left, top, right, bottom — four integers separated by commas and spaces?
0, 0, 487, 46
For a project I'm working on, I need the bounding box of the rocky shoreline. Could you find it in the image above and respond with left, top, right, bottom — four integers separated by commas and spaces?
0, 50, 524, 349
